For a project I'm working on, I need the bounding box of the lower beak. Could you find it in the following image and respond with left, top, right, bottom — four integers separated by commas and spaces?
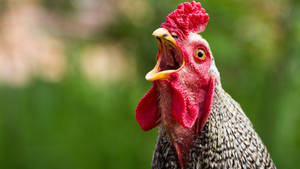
145, 28, 184, 81
145, 65, 177, 81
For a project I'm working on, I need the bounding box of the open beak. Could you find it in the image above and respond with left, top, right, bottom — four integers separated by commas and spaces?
145, 28, 185, 81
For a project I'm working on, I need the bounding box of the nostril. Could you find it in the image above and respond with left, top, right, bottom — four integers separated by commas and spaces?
172, 35, 178, 39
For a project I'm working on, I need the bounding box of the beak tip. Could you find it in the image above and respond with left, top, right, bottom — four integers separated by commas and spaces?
145, 72, 154, 81
152, 28, 168, 37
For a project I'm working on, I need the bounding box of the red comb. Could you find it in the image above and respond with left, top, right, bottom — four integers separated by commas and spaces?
161, 1, 209, 39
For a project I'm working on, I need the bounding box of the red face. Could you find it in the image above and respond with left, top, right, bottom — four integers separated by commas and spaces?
139, 28, 215, 130
173, 32, 213, 85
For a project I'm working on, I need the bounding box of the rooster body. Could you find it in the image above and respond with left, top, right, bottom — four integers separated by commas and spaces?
152, 85, 275, 168
136, 1, 275, 169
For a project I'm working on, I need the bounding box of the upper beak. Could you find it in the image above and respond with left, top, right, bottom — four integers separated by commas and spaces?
152, 28, 177, 45
146, 28, 183, 81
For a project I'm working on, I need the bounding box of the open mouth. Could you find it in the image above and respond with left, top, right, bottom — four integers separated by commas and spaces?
158, 39, 184, 72
145, 28, 185, 81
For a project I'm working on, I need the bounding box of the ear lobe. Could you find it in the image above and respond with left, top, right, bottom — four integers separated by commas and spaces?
136, 83, 161, 131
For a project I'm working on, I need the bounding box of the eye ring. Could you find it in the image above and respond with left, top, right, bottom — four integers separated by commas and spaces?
194, 49, 206, 61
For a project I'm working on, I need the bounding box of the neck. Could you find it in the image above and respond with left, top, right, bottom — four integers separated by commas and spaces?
156, 80, 197, 168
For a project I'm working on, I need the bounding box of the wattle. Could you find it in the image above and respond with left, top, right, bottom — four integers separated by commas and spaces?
135, 77, 215, 131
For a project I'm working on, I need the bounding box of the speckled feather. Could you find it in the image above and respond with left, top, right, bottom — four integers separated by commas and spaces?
152, 84, 276, 169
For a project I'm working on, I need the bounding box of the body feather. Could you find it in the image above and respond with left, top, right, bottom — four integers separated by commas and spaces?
152, 84, 275, 169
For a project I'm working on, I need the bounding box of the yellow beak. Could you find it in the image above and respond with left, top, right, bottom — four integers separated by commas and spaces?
145, 28, 183, 81
152, 28, 177, 45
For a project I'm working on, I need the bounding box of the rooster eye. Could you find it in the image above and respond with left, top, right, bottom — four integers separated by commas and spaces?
195, 49, 206, 61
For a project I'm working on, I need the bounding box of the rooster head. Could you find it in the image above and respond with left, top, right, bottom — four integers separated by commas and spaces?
136, 1, 218, 168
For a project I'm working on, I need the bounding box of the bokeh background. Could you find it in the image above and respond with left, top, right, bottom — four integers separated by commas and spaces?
0, 0, 299, 168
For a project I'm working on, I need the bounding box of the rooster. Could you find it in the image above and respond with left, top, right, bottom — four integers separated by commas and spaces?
136, 1, 276, 169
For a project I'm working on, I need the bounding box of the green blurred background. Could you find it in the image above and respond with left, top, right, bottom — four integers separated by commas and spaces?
0, 0, 299, 168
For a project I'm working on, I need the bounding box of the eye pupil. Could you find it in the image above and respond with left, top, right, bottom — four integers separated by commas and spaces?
194, 49, 206, 61
197, 51, 204, 58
